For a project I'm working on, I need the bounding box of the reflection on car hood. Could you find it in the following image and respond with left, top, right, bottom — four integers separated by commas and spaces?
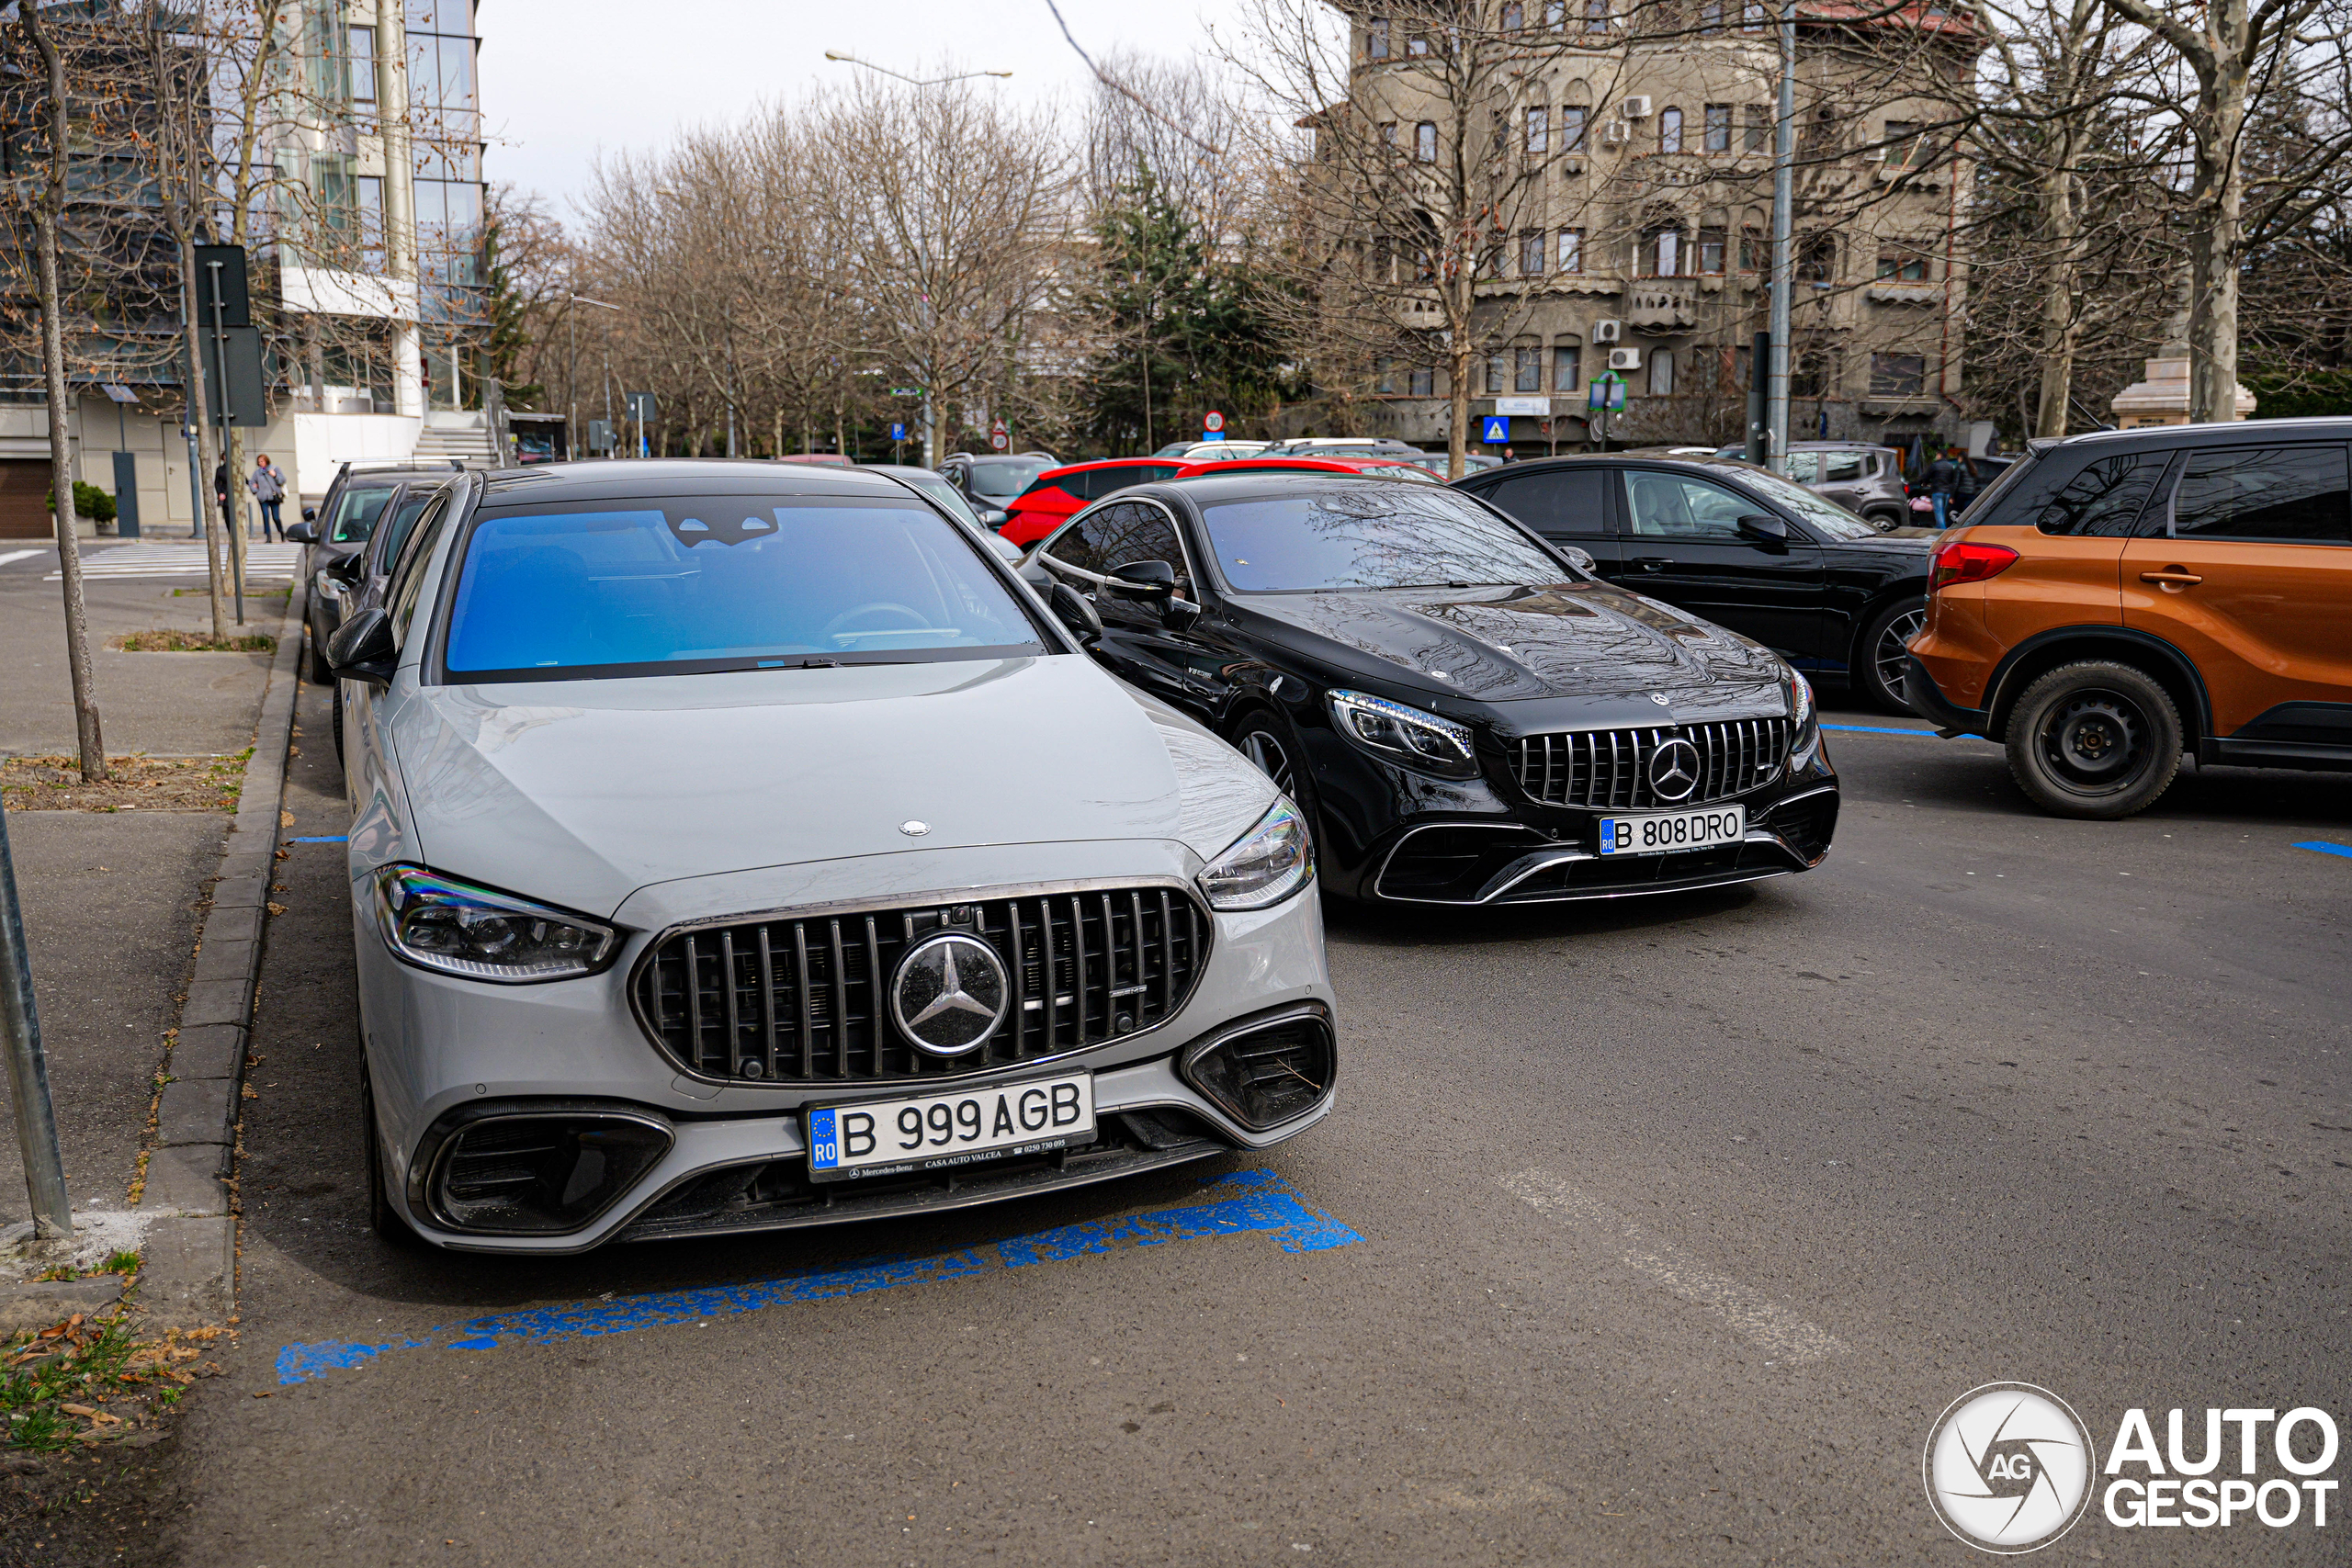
386, 656, 1273, 918
1838, 526, 1939, 547
1237, 581, 1786, 705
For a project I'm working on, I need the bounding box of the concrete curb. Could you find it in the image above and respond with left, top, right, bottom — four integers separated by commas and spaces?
134, 575, 307, 1330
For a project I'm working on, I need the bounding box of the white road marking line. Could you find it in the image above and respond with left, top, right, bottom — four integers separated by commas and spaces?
1498, 1168, 1848, 1363
0, 548, 47, 566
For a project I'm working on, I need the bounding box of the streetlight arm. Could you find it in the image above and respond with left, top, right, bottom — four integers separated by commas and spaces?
822, 51, 1012, 85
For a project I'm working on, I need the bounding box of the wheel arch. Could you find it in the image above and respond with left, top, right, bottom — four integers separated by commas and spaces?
1845, 580, 1932, 672
1984, 627, 2212, 746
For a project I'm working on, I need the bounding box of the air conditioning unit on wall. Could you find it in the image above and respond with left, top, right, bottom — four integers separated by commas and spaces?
1601, 120, 1629, 146
1609, 347, 1643, 371
1591, 320, 1622, 343
1623, 96, 1653, 118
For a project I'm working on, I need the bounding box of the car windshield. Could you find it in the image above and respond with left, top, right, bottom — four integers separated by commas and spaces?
442, 496, 1045, 681
1200, 488, 1568, 592
328, 483, 397, 544
905, 475, 987, 529
1724, 468, 1881, 540
965, 458, 1053, 501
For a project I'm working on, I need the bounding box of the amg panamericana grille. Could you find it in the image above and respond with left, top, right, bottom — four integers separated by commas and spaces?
1508, 717, 1792, 810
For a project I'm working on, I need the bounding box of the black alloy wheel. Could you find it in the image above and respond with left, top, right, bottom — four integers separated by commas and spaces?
2005, 660, 2182, 820
1857, 600, 1928, 714
1230, 705, 1326, 861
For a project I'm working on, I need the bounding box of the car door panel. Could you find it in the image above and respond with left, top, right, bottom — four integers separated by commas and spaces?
2120, 442, 2352, 735
1614, 469, 1825, 656
1473, 467, 1621, 573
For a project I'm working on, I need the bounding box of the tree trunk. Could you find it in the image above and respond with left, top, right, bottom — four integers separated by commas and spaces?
25, 9, 105, 781
2188, 0, 2248, 424
2033, 164, 2078, 440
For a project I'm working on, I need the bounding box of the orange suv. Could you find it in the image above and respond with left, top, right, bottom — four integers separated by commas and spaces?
1905, 419, 2352, 818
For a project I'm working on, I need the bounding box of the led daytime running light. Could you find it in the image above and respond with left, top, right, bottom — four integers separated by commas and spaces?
372, 864, 620, 984
1326, 689, 1478, 779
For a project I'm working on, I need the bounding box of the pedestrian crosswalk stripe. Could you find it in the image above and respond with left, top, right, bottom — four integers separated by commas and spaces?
48, 544, 303, 581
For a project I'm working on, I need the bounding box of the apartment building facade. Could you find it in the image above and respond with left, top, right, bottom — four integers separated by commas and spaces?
1335, 2, 1972, 456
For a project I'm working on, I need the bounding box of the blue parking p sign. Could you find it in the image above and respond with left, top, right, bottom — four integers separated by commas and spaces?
889, 422, 907, 442
1481, 415, 1510, 444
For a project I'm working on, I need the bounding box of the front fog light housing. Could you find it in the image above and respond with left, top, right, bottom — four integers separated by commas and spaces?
1181, 1009, 1336, 1131
373, 864, 619, 983
1326, 689, 1478, 778
420, 1106, 673, 1235
1199, 799, 1314, 910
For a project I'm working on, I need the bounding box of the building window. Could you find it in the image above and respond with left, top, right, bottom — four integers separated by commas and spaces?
1410, 366, 1435, 397
1561, 106, 1588, 152
1376, 356, 1401, 394
1647, 349, 1676, 397
1369, 17, 1390, 58
1544, 0, 1566, 27
1745, 103, 1770, 152
356, 175, 386, 271
1381, 121, 1398, 151
1870, 353, 1927, 397
1416, 122, 1438, 162
1521, 230, 1546, 276
1659, 107, 1683, 154
1738, 225, 1763, 271
1515, 346, 1543, 392
1486, 355, 1508, 394
1554, 344, 1581, 390
1876, 245, 1929, 282
1502, 0, 1524, 28
1700, 0, 1724, 28
348, 24, 378, 103
1643, 224, 1683, 276
1741, 0, 1765, 26
1586, 0, 1610, 31
1557, 227, 1583, 273
1704, 104, 1732, 153
1698, 226, 1725, 274
1796, 234, 1836, 285
1883, 119, 1922, 167
1526, 107, 1548, 154
1407, 28, 1430, 55
1791, 350, 1834, 399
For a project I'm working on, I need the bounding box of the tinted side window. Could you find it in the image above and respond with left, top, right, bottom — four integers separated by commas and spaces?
1621, 471, 1752, 541
2033, 453, 2165, 536
1822, 450, 1866, 482
2172, 446, 2351, 542
1045, 502, 1191, 593
389, 498, 456, 647
1481, 468, 1611, 537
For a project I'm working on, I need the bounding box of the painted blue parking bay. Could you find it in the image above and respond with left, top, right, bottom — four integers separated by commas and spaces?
276, 1168, 1357, 1385
1821, 723, 1942, 737
2296, 840, 2352, 861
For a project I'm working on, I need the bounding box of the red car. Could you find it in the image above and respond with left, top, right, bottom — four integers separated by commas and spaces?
1168, 456, 1441, 484
999, 458, 1186, 545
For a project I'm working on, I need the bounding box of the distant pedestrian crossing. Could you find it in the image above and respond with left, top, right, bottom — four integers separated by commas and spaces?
48, 543, 304, 581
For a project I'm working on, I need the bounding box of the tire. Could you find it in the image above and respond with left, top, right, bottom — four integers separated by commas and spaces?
1227, 703, 1340, 896
331, 683, 345, 764
2004, 660, 2183, 819
1863, 508, 1906, 533
1855, 599, 1928, 715
361, 1070, 422, 1248
306, 616, 334, 686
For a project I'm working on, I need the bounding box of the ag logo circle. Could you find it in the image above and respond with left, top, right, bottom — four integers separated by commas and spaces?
1923, 1382, 2096, 1553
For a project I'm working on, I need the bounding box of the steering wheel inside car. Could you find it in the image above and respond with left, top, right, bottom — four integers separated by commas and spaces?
821, 602, 932, 641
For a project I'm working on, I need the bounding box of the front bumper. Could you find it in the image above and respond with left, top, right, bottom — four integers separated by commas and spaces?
356, 849, 1336, 1254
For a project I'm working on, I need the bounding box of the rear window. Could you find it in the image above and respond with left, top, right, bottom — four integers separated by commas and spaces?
2029, 453, 2164, 536
442, 497, 1044, 682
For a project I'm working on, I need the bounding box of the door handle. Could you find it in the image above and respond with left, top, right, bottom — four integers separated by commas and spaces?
2139, 568, 2202, 588
1632, 557, 1669, 571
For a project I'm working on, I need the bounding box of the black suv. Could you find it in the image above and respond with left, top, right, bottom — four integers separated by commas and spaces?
1457, 454, 1939, 712
285, 460, 463, 683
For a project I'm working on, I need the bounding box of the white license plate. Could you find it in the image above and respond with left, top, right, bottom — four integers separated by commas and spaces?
1597, 805, 1746, 856
806, 1073, 1094, 1182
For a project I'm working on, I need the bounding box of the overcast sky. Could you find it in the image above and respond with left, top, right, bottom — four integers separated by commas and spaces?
478, 0, 1250, 215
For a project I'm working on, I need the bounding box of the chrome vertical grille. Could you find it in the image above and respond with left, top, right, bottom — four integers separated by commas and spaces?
1507, 717, 1794, 809
632, 887, 1212, 1085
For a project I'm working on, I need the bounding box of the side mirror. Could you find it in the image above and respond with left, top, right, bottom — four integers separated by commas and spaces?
284, 521, 319, 545
1555, 544, 1597, 574
1048, 581, 1103, 645
1736, 513, 1790, 549
978, 507, 1009, 528
325, 605, 397, 686
1107, 559, 1178, 600
300, 507, 317, 523
324, 551, 366, 583
1161, 597, 1203, 632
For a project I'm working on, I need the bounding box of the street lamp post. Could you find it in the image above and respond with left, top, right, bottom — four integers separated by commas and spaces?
568, 293, 622, 458
1766, 0, 1796, 475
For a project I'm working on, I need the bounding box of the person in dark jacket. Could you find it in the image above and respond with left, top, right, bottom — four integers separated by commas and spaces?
1925, 447, 1962, 528
213, 457, 232, 537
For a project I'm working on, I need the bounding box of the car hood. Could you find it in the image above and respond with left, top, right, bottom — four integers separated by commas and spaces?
385, 656, 1274, 919
1234, 581, 1787, 705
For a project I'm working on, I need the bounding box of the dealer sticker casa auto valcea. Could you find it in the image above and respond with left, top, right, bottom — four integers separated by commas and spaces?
1924, 1384, 2339, 1552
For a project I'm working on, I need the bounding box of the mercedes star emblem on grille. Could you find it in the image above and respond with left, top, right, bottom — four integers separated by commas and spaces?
899, 819, 930, 837
889, 932, 1011, 1056
1647, 737, 1704, 801
1650, 692, 1671, 706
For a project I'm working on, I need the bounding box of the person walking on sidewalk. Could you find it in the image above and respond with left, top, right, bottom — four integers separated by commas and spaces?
248, 455, 286, 541
1925, 446, 1962, 530
212, 457, 231, 538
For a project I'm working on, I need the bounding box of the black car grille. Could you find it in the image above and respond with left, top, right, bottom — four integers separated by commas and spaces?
1508, 718, 1792, 810
632, 888, 1211, 1085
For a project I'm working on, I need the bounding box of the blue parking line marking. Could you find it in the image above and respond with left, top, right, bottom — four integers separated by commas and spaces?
2294, 840, 2352, 861
288, 835, 347, 843
1821, 723, 1940, 737
274, 1168, 1357, 1385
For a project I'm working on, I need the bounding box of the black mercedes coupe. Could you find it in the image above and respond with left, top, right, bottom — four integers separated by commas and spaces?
1023, 473, 1839, 908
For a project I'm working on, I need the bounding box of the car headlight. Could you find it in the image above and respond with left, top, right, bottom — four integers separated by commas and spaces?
1199, 799, 1314, 911
1785, 667, 1816, 736
372, 864, 619, 984
1325, 689, 1478, 779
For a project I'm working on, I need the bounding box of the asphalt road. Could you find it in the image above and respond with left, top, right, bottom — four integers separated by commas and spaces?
153, 676, 2350, 1567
